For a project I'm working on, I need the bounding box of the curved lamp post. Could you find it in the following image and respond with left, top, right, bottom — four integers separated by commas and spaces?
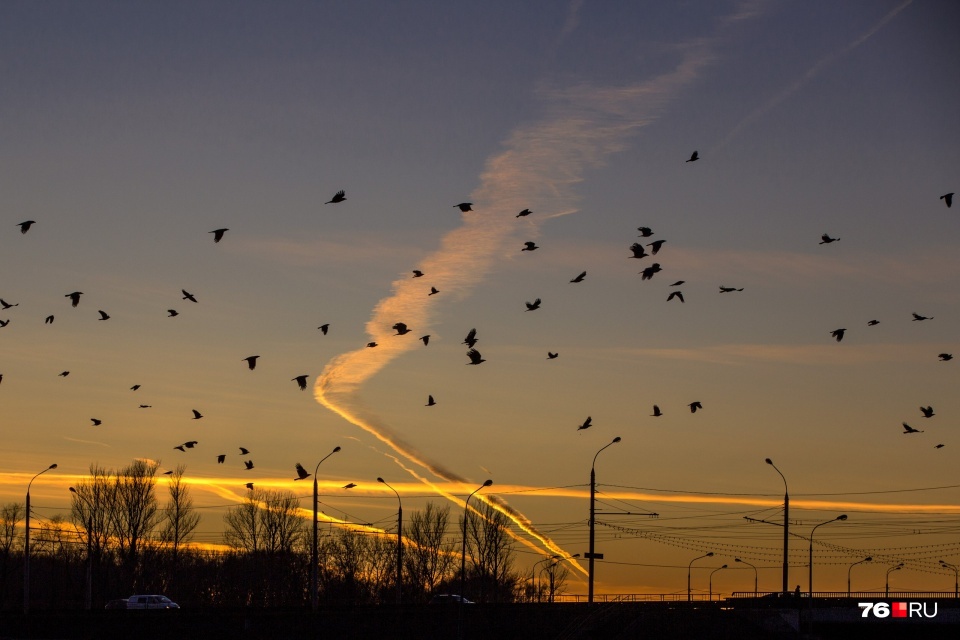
377, 477, 402, 605
765, 458, 789, 594
885, 563, 904, 597
940, 560, 958, 598
687, 552, 714, 601
735, 558, 758, 597
541, 554, 579, 603
460, 479, 492, 600
24, 463, 57, 614
311, 446, 340, 611
847, 557, 872, 597
809, 514, 847, 596
588, 436, 621, 603
68, 487, 94, 610
709, 564, 728, 600
532, 555, 560, 602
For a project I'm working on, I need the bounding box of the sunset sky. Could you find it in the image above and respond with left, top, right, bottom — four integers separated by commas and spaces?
2, 0, 959, 597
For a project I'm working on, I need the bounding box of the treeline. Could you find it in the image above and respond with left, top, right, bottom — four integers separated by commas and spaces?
0, 462, 567, 609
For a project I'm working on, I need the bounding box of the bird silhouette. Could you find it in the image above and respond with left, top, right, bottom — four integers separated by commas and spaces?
629, 243, 648, 259
466, 348, 485, 365
637, 227, 653, 237
217, 454, 226, 464
912, 312, 932, 321
454, 202, 473, 212
521, 241, 539, 251
97, 310, 110, 321
671, 280, 685, 286
647, 239, 666, 254
138, 404, 151, 409
342, 482, 357, 489
640, 263, 661, 280
719, 286, 744, 293
174, 445, 186, 452
651, 405, 662, 417
0, 320, 9, 328
59, 371, 70, 377
412, 270, 424, 278
867, 319, 880, 326
294, 463, 311, 480
163, 470, 173, 475
366, 342, 378, 348
209, 228, 229, 243
393, 322, 411, 335
325, 190, 346, 204
570, 271, 587, 283
429, 286, 439, 296
463, 328, 478, 348
184, 441, 198, 448
245, 482, 254, 490
938, 353, 953, 361
318, 323, 329, 334
242, 355, 260, 370
902, 423, 923, 434
577, 416, 593, 431
516, 209, 532, 217
0, 299, 17, 309
292, 375, 309, 390
90, 418, 102, 426
45, 315, 54, 324
182, 289, 198, 302
941, 193, 954, 208
920, 406, 935, 418
426, 395, 436, 406
830, 329, 846, 342
167, 309, 179, 317
65, 291, 83, 307
239, 447, 250, 455
667, 291, 684, 303
525, 298, 542, 311
686, 150, 699, 162
420, 335, 430, 346
688, 401, 703, 413
819, 234, 840, 244
935, 444, 945, 449
547, 352, 558, 359
191, 409, 203, 419
244, 460, 254, 470
130, 384, 141, 391
17, 220, 36, 234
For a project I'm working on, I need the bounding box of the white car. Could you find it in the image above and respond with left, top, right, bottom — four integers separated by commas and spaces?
125, 594, 180, 609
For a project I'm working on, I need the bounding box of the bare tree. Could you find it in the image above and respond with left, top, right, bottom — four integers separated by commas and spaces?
223, 488, 305, 553
107, 459, 160, 566
159, 465, 200, 560
464, 501, 519, 602
404, 502, 455, 601
0, 502, 24, 556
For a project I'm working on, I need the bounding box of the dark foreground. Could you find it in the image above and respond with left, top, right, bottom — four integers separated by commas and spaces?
1, 600, 958, 640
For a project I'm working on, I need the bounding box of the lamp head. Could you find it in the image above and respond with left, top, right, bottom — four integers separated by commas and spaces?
735, 558, 743, 563
706, 552, 714, 557
764, 458, 773, 465
69, 486, 77, 493
612, 436, 621, 443
865, 557, 872, 562
49, 463, 58, 470
377, 477, 385, 483
837, 514, 848, 521
721, 564, 728, 569
332, 446, 341, 453
482, 479, 493, 487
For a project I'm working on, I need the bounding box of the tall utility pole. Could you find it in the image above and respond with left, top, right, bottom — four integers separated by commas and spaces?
24, 463, 57, 614
311, 446, 340, 611
765, 458, 789, 594
587, 437, 620, 603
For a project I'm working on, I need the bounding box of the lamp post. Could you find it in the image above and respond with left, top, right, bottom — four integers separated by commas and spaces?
809, 514, 847, 596
709, 564, 728, 600
847, 557, 872, 597
532, 555, 560, 602
311, 446, 340, 612
885, 563, 903, 597
687, 552, 714, 601
377, 477, 402, 605
588, 436, 621, 603
735, 558, 758, 597
940, 560, 958, 598
24, 463, 57, 614
765, 458, 789, 594
542, 554, 579, 603
460, 479, 492, 600
68, 487, 94, 611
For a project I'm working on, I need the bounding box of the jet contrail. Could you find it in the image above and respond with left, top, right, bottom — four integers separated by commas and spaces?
315, 3, 761, 570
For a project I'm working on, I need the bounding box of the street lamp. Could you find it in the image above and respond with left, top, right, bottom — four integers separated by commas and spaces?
24, 463, 57, 614
460, 479, 492, 600
588, 436, 621, 603
735, 558, 758, 597
765, 458, 789, 594
940, 560, 958, 598
809, 514, 847, 596
68, 487, 94, 610
532, 555, 561, 602
687, 552, 714, 601
377, 477, 402, 605
847, 557, 872, 597
542, 554, 579, 603
709, 564, 728, 600
885, 563, 904, 597
311, 446, 340, 612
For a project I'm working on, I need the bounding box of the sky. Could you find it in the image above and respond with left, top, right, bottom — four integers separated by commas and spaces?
2, 0, 960, 598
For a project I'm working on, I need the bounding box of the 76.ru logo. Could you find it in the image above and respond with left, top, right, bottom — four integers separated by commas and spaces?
859, 602, 938, 618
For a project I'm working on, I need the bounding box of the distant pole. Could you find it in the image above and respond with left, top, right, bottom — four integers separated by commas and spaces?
378, 477, 403, 605
459, 479, 491, 640
687, 553, 714, 601
24, 463, 57, 615
588, 437, 621, 603
735, 558, 757, 597
847, 557, 872, 597
312, 446, 340, 611
940, 561, 958, 598
885, 563, 903, 597
765, 458, 789, 594
808, 515, 846, 596
68, 487, 94, 610
709, 564, 728, 600
532, 555, 560, 602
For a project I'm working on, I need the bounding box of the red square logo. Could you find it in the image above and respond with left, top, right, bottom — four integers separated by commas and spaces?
892, 602, 907, 618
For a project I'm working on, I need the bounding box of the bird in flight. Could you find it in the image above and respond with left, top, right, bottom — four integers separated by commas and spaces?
90, 418, 102, 426
242, 355, 260, 370
819, 234, 840, 244
191, 409, 203, 419
670, 280, 685, 286
0, 319, 9, 328
547, 352, 558, 359
318, 323, 329, 335
294, 463, 311, 480
454, 202, 473, 212
686, 150, 699, 162
902, 423, 923, 434
244, 460, 254, 470
521, 241, 539, 252
325, 190, 346, 204
429, 286, 439, 296
183, 441, 198, 449
667, 291, 684, 303
651, 405, 662, 417
516, 209, 532, 218
174, 444, 186, 452
629, 243, 648, 259
65, 291, 83, 307
45, 315, 54, 324
719, 286, 743, 293
920, 406, 935, 418
912, 312, 932, 321
182, 289, 198, 303
463, 328, 478, 348
97, 310, 110, 321
525, 298, 542, 311
209, 228, 229, 243
412, 270, 424, 278
292, 375, 309, 391
0, 299, 17, 309
393, 322, 411, 335
239, 447, 250, 455
941, 192, 954, 208
935, 444, 945, 449
466, 349, 485, 365
867, 319, 879, 326
830, 328, 846, 342
647, 239, 666, 255
366, 342, 378, 348
167, 309, 179, 317
420, 335, 430, 346
688, 401, 703, 413
138, 404, 151, 409
637, 227, 653, 238
130, 384, 141, 391
343, 482, 357, 489
577, 416, 593, 431
245, 482, 254, 490
938, 353, 953, 361
59, 371, 70, 377
640, 264, 661, 280
426, 395, 436, 406
217, 454, 226, 464
570, 271, 587, 283
17, 220, 36, 234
